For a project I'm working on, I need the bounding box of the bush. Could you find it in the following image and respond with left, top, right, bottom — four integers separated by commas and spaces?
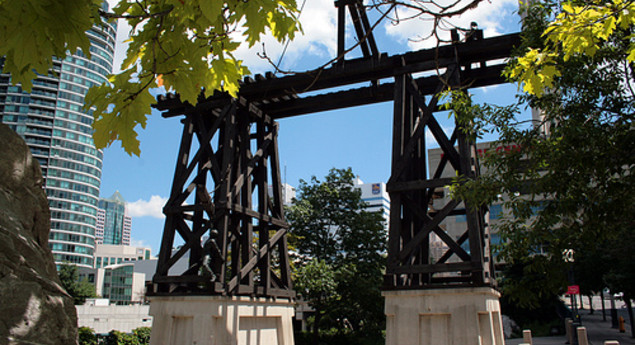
78, 327, 97, 345
133, 327, 151, 345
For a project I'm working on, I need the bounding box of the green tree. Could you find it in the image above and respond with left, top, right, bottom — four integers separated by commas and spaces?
104, 330, 140, 345
78, 326, 98, 345
294, 259, 339, 343
0, 0, 300, 155
287, 168, 386, 266
132, 327, 152, 345
287, 168, 386, 339
58, 264, 97, 305
450, 0, 635, 307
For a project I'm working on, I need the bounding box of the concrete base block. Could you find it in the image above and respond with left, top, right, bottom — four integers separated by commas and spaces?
147, 295, 295, 345
383, 287, 504, 345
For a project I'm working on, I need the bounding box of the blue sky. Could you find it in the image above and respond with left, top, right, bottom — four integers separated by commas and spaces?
101, 0, 524, 255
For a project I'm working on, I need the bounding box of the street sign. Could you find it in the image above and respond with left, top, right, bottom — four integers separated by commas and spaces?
568, 285, 580, 295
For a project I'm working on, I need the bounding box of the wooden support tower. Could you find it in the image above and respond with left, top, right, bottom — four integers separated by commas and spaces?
148, 96, 293, 298
150, 20, 519, 297
385, 59, 493, 290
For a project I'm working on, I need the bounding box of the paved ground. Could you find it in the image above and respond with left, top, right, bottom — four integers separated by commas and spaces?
506, 308, 634, 345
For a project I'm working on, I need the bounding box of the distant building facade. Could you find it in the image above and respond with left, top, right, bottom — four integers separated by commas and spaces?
76, 299, 152, 334
79, 247, 188, 306
427, 141, 545, 263
353, 177, 390, 230
0, 4, 117, 268
79, 262, 146, 305
268, 183, 296, 206
93, 243, 151, 269
96, 191, 132, 245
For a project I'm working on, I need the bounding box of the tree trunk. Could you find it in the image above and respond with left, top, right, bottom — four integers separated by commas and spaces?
313, 309, 321, 345
611, 293, 619, 328
625, 295, 634, 338
588, 295, 594, 314
601, 290, 606, 321
579, 294, 584, 310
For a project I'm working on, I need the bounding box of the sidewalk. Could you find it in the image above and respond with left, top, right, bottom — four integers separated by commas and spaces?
506, 309, 634, 345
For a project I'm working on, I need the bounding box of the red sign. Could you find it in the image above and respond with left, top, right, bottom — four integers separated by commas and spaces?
567, 285, 580, 295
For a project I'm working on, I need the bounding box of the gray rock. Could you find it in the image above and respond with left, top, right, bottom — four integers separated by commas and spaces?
0, 123, 78, 345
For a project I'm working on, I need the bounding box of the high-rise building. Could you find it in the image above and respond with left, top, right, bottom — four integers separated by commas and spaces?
96, 191, 132, 246
268, 183, 297, 206
0, 4, 117, 267
353, 177, 390, 230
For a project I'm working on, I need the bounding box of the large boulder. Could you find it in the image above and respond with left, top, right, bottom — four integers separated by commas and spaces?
0, 123, 78, 344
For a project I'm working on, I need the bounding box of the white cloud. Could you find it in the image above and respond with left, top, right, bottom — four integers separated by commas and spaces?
232, 0, 338, 74
106, 0, 337, 76
383, 0, 519, 51
477, 84, 502, 94
129, 238, 149, 248
128, 195, 168, 218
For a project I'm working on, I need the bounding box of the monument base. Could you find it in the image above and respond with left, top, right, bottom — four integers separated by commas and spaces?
383, 287, 504, 345
147, 295, 295, 345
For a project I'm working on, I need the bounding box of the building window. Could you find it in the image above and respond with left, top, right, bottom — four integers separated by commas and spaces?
489, 204, 503, 220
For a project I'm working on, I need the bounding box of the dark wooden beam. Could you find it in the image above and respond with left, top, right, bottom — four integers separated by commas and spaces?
154, 33, 520, 117
237, 33, 519, 99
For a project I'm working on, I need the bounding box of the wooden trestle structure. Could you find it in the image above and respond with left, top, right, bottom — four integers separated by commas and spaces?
147, 4, 520, 297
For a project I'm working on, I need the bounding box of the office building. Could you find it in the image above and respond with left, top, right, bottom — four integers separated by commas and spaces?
76, 299, 152, 334
427, 141, 538, 262
96, 191, 132, 245
0, 4, 117, 267
268, 183, 297, 206
353, 177, 390, 229
93, 243, 152, 269
79, 263, 146, 305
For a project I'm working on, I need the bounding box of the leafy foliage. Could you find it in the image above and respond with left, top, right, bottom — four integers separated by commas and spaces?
287, 168, 386, 338
508, 0, 635, 96
294, 259, 339, 337
499, 262, 567, 336
0, 0, 100, 91
58, 264, 96, 305
0, 0, 300, 155
79, 326, 98, 345
104, 330, 140, 345
287, 168, 386, 266
132, 327, 151, 345
450, 0, 635, 306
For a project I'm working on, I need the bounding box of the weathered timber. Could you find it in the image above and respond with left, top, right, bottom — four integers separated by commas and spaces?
148, 99, 294, 298
155, 34, 519, 118
384, 45, 494, 289
152, 29, 518, 296
237, 33, 518, 99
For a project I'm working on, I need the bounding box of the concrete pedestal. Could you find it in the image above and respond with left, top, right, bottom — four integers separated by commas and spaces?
147, 295, 295, 345
383, 287, 504, 345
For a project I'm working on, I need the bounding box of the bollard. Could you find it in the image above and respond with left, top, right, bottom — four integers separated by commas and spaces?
565, 318, 572, 344
567, 319, 575, 345
618, 316, 626, 333
576, 326, 588, 345
522, 329, 533, 345
603, 341, 620, 345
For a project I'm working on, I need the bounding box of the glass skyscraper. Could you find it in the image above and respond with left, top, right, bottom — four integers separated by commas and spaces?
0, 6, 116, 268
96, 191, 132, 246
